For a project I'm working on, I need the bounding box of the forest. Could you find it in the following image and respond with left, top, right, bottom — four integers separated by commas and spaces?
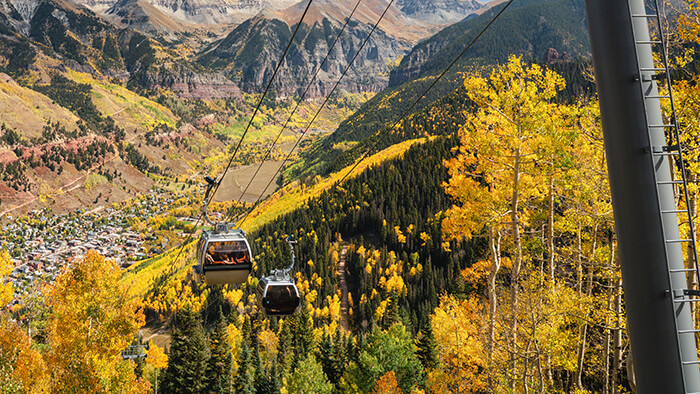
3, 1, 700, 394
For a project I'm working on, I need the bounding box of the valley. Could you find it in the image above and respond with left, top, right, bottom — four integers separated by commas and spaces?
0, 0, 686, 392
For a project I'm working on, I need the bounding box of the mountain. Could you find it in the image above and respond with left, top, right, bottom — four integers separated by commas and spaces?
390, 0, 590, 86
79, 0, 299, 26
103, 0, 192, 39
397, 0, 484, 24
0, 0, 241, 98
197, 7, 411, 97
290, 0, 592, 179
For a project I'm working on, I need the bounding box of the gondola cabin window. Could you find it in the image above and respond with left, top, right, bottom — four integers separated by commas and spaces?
205, 241, 250, 266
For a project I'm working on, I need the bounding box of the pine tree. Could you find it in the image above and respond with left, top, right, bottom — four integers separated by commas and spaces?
162, 307, 209, 394
204, 309, 233, 393
415, 318, 438, 370
234, 343, 255, 394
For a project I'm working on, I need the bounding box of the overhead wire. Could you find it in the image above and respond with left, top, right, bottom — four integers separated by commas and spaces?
333, 0, 516, 185
237, 0, 398, 227
230, 0, 364, 220
203, 0, 315, 215
156, 0, 515, 295
237, 0, 514, 228
153, 0, 316, 294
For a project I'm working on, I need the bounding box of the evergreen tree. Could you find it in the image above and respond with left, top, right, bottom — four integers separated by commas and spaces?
252, 334, 272, 393
294, 302, 315, 364
234, 343, 255, 394
283, 355, 333, 394
316, 329, 348, 386
204, 309, 233, 393
162, 307, 209, 394
343, 322, 424, 393
415, 318, 439, 371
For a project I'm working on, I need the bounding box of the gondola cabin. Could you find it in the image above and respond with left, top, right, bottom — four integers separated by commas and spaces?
196, 226, 253, 285
257, 270, 301, 316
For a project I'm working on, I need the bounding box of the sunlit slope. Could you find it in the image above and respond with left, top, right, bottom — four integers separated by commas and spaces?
68, 70, 177, 131
119, 137, 429, 298
241, 137, 430, 233
121, 242, 195, 299
0, 74, 81, 139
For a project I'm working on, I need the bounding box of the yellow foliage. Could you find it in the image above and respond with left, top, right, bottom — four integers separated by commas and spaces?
374, 299, 390, 321
427, 295, 486, 393
145, 343, 168, 370
306, 289, 318, 304
45, 251, 148, 393
258, 329, 278, 369
0, 250, 13, 307
395, 226, 407, 244
227, 323, 243, 371
223, 288, 244, 306
0, 318, 49, 392
372, 371, 402, 394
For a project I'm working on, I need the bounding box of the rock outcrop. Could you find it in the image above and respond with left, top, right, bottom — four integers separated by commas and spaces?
397, 0, 483, 24
198, 12, 411, 97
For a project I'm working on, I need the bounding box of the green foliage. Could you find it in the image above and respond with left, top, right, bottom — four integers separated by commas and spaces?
343, 323, 423, 393
1, 41, 36, 79
282, 355, 333, 394
415, 318, 438, 371
34, 74, 101, 124
162, 308, 209, 393
234, 343, 255, 394
392, 0, 590, 84
204, 310, 233, 393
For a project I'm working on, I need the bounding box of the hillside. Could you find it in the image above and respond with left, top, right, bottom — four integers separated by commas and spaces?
197, 11, 410, 97
289, 0, 593, 180
390, 0, 590, 86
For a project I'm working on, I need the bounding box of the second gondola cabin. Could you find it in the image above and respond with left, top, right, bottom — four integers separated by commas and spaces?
195, 225, 252, 285
257, 270, 301, 316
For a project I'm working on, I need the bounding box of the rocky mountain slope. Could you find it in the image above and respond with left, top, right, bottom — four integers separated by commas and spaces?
397, 0, 483, 24
197, 7, 411, 97
389, 0, 590, 86
0, 0, 241, 98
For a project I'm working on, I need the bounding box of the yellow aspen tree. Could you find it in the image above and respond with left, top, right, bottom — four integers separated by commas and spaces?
145, 343, 168, 394
45, 251, 148, 393
0, 251, 49, 392
443, 55, 565, 390
427, 295, 486, 393
0, 250, 12, 307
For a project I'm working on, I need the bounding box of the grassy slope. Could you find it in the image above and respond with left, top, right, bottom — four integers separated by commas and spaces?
0, 75, 81, 139
68, 70, 177, 132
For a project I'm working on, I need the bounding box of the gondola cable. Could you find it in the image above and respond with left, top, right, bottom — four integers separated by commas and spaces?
331, 0, 516, 187
237, 0, 398, 228
156, 0, 514, 304
159, 0, 316, 288
230, 0, 365, 219
202, 0, 315, 215
237, 0, 514, 227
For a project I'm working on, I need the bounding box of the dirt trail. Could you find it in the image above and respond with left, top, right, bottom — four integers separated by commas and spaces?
337, 244, 350, 332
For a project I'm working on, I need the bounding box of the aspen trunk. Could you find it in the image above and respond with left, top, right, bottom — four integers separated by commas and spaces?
487, 226, 502, 391
548, 163, 555, 282
612, 275, 623, 394
510, 148, 523, 391
686, 176, 697, 317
